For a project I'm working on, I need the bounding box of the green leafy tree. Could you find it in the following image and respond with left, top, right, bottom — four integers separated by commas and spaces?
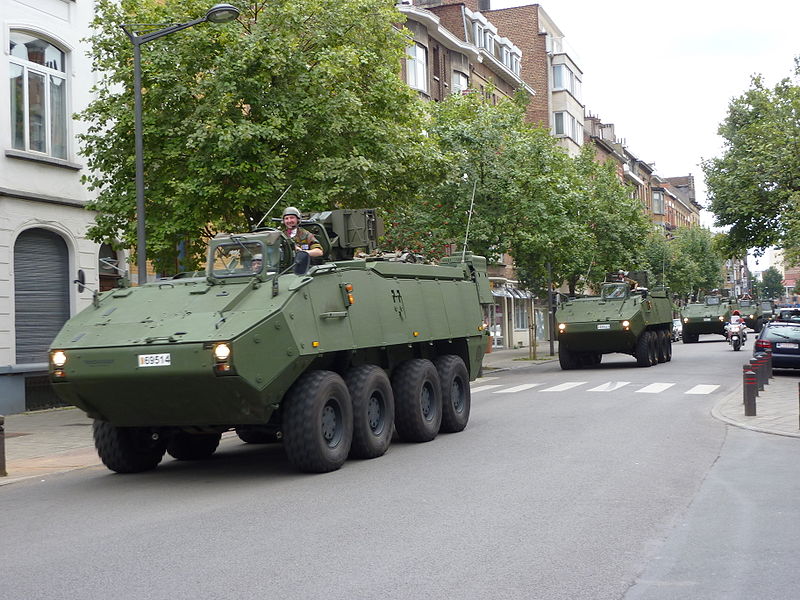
760, 266, 785, 299
703, 58, 800, 261
79, 0, 439, 271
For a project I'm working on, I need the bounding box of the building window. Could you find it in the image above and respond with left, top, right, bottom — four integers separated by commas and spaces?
484, 33, 494, 53
553, 63, 582, 101
554, 111, 583, 145
472, 23, 483, 48
652, 191, 665, 215
406, 42, 428, 93
452, 70, 469, 94
511, 54, 520, 76
9, 31, 68, 159
513, 300, 528, 330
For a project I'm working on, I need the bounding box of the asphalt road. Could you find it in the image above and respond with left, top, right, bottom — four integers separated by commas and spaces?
1, 335, 797, 600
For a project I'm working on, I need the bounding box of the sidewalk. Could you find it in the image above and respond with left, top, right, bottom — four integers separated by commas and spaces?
2, 345, 798, 487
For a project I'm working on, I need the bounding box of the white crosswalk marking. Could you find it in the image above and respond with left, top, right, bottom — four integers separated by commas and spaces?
473, 376, 498, 383
636, 383, 676, 394
685, 384, 720, 395
470, 385, 503, 393
587, 381, 631, 392
540, 382, 586, 392
494, 383, 541, 394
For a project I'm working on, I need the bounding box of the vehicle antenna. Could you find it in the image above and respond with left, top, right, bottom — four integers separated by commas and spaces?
461, 179, 478, 262
253, 184, 293, 230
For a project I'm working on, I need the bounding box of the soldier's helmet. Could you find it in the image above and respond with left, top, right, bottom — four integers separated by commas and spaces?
282, 206, 301, 219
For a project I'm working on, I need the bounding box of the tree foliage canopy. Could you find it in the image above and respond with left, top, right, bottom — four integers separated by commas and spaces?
703, 58, 800, 262
80, 0, 437, 271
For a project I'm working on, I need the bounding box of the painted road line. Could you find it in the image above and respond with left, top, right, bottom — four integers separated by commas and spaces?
473, 376, 498, 384
494, 383, 542, 394
685, 384, 720, 395
636, 383, 676, 394
540, 382, 587, 392
471, 385, 504, 393
587, 381, 631, 392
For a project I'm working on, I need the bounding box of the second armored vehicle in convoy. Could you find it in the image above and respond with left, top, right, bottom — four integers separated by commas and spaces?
48, 209, 493, 475
737, 297, 767, 332
555, 271, 673, 369
680, 293, 738, 343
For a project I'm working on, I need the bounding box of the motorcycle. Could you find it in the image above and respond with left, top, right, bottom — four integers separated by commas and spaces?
727, 322, 746, 351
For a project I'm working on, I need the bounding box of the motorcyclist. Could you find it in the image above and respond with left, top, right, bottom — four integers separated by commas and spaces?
726, 310, 746, 343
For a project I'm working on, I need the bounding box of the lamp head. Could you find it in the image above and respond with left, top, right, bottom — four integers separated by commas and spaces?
206, 3, 240, 23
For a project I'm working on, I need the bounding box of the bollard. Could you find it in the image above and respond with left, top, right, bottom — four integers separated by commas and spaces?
755, 353, 769, 389
744, 370, 757, 416
742, 364, 756, 403
750, 357, 764, 392
765, 351, 773, 378
0, 415, 5, 477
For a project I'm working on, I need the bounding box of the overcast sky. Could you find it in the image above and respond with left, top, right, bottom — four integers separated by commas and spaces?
491, 0, 799, 268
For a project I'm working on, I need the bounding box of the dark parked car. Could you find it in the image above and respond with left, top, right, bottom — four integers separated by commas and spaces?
753, 320, 800, 369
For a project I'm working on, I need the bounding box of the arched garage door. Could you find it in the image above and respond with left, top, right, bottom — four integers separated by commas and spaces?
14, 228, 70, 364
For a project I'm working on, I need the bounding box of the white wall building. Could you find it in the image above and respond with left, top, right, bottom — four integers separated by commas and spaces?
1, 0, 114, 413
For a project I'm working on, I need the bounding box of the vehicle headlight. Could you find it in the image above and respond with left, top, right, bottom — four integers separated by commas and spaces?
749, 314, 754, 319
51, 350, 67, 368
683, 317, 689, 323
718, 316, 724, 321
558, 323, 566, 332
213, 343, 232, 361
622, 320, 630, 328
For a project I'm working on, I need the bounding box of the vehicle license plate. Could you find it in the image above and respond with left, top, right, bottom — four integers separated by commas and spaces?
137, 353, 171, 367
597, 324, 611, 330
703, 318, 711, 321
776, 343, 799, 350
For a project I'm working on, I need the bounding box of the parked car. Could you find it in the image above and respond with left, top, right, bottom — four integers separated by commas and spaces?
753, 320, 800, 369
672, 318, 683, 341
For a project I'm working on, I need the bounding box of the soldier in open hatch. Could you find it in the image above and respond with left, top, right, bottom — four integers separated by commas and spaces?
282, 206, 323, 274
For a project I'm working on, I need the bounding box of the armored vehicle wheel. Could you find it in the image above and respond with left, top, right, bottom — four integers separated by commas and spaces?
236, 427, 281, 444
435, 355, 471, 433
167, 432, 221, 460
664, 332, 673, 362
656, 330, 668, 363
559, 344, 578, 370
345, 364, 395, 459
92, 420, 167, 474
635, 332, 652, 367
392, 359, 442, 443
283, 370, 353, 473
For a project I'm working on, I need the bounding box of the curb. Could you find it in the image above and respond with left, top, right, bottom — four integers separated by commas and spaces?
711, 389, 800, 439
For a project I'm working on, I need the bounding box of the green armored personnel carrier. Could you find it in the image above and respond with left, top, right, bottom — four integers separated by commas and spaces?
680, 294, 737, 343
48, 209, 493, 474
555, 272, 673, 369
736, 297, 766, 332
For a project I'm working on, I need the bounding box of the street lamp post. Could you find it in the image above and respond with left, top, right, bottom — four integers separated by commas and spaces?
121, 4, 240, 285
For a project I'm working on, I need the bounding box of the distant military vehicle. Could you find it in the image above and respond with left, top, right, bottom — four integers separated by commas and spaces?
555, 271, 673, 369
48, 209, 493, 474
737, 297, 768, 332
680, 294, 738, 343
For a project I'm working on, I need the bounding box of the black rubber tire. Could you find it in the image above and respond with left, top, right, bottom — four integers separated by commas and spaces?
648, 331, 659, 365
435, 355, 471, 433
236, 427, 281, 444
733, 337, 741, 351
665, 331, 673, 362
656, 330, 668, 363
635, 331, 652, 367
345, 364, 395, 459
283, 370, 353, 473
392, 359, 442, 443
92, 420, 166, 474
167, 432, 221, 460
559, 344, 578, 370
